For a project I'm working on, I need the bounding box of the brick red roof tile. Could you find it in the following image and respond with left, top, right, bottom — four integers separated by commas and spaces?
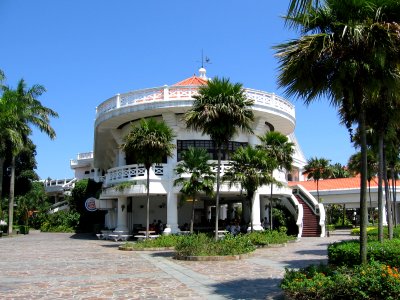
173, 75, 207, 86
288, 177, 386, 191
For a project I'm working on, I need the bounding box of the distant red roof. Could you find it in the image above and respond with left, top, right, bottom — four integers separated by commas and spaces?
288, 177, 385, 191
173, 75, 207, 86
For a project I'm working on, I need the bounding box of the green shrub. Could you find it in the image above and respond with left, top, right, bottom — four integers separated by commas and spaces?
122, 234, 183, 250
328, 239, 400, 267
40, 211, 80, 233
247, 229, 293, 246
326, 224, 335, 231
351, 226, 400, 239
174, 233, 255, 257
281, 261, 400, 300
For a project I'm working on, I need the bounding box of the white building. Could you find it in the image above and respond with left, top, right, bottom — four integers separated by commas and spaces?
71, 68, 325, 237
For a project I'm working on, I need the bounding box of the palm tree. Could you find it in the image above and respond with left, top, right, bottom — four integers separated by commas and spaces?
303, 157, 332, 203
330, 163, 350, 179
258, 131, 294, 229
122, 118, 175, 238
174, 147, 215, 233
184, 77, 254, 240
275, 0, 400, 263
348, 151, 378, 226
1, 79, 58, 234
287, 0, 319, 19
223, 145, 276, 232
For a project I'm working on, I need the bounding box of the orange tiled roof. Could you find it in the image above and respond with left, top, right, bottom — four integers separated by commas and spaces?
288, 177, 387, 191
173, 75, 207, 86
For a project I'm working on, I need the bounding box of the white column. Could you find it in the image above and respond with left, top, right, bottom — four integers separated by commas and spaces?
164, 192, 180, 234
118, 148, 125, 167
219, 204, 227, 220
115, 196, 128, 231
249, 192, 263, 231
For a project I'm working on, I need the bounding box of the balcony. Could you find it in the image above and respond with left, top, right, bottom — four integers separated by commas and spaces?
94, 85, 295, 131
104, 164, 165, 187
70, 151, 94, 168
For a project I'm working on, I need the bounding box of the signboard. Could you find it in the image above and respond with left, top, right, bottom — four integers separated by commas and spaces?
85, 197, 97, 212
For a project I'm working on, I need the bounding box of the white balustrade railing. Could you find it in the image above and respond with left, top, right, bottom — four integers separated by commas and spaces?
70, 152, 94, 167
104, 161, 237, 188
95, 85, 294, 119
77, 151, 94, 160
105, 164, 165, 186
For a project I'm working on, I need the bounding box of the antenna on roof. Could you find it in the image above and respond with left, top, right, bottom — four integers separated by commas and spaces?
199, 49, 211, 68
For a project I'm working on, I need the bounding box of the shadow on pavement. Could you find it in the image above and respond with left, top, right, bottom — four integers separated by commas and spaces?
69, 233, 98, 240
209, 278, 284, 300
148, 251, 175, 258
294, 249, 327, 256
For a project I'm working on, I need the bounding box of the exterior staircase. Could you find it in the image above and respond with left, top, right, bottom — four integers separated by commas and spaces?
294, 195, 321, 237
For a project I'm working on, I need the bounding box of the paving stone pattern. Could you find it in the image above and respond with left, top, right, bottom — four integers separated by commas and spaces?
0, 230, 355, 299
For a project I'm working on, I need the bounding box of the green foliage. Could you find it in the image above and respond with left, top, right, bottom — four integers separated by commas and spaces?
70, 179, 104, 232
328, 239, 400, 267
281, 261, 400, 300
247, 229, 294, 246
40, 210, 80, 232
350, 226, 400, 239
14, 181, 49, 227
122, 234, 183, 250
174, 233, 255, 257
113, 181, 134, 192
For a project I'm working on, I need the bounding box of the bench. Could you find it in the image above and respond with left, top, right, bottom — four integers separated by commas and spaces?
134, 234, 160, 241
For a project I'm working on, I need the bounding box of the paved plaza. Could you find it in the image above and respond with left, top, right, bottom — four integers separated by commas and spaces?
0, 230, 355, 299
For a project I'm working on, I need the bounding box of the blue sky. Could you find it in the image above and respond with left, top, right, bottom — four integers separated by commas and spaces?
0, 0, 356, 180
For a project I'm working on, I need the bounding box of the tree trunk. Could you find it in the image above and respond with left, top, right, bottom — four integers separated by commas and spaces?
391, 167, 397, 227
8, 156, 15, 235
270, 183, 273, 230
190, 193, 196, 233
249, 192, 254, 233
359, 109, 368, 264
383, 149, 393, 239
368, 180, 373, 225
377, 133, 384, 242
0, 156, 4, 220
342, 204, 346, 227
316, 180, 320, 203
215, 147, 221, 240
146, 166, 150, 239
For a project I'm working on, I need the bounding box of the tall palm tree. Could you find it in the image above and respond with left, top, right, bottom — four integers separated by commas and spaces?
1, 79, 58, 234
348, 151, 378, 226
275, 0, 400, 264
122, 118, 175, 238
302, 157, 332, 203
174, 147, 215, 233
184, 77, 254, 240
258, 131, 294, 229
223, 145, 276, 232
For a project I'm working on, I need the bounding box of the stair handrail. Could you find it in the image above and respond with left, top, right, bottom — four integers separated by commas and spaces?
292, 184, 320, 215
290, 195, 303, 238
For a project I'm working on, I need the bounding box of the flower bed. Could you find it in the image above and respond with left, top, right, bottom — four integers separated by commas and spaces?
281, 261, 400, 300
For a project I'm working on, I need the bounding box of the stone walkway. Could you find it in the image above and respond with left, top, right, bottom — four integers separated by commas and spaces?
0, 230, 355, 299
